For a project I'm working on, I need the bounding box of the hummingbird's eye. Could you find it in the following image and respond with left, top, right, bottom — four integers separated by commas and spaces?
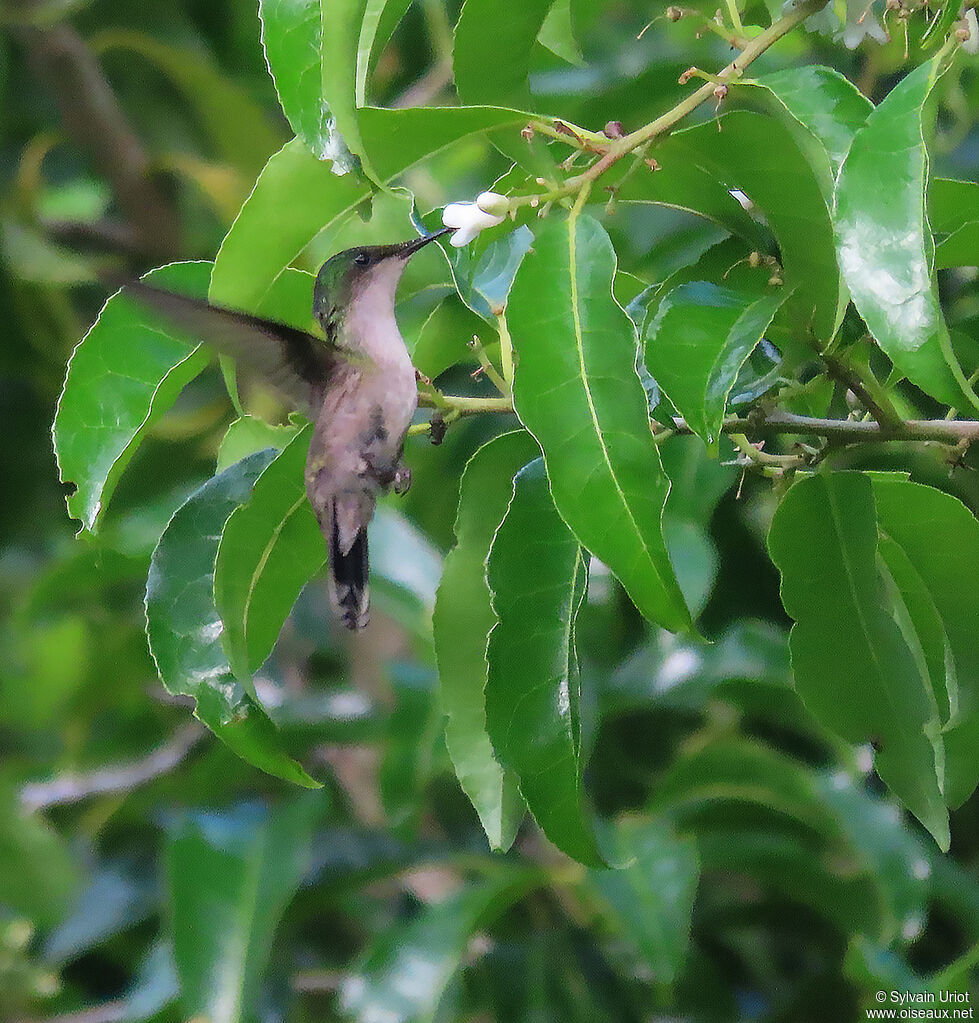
354, 251, 370, 266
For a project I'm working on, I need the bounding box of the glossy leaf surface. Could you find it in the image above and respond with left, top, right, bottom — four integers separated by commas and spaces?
768, 472, 947, 848
146, 451, 319, 787
434, 431, 539, 850
485, 459, 602, 866
508, 212, 690, 633
835, 57, 978, 411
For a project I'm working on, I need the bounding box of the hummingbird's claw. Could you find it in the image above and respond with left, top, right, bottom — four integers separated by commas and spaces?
393, 465, 412, 496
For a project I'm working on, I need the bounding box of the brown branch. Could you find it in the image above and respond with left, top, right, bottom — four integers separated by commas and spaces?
19, 723, 204, 812
16, 21, 180, 261
677, 411, 979, 445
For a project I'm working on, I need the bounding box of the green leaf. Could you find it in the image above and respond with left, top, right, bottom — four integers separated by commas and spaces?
341, 880, 529, 1023
214, 425, 321, 683
146, 451, 320, 788
166, 798, 320, 1023
485, 459, 603, 866
454, 0, 555, 107
929, 177, 979, 270
54, 261, 211, 534
357, 0, 414, 105
767, 472, 948, 848
870, 477, 979, 808
434, 431, 539, 851
259, 0, 366, 175
644, 280, 788, 450
538, 0, 584, 65
210, 107, 529, 309
92, 30, 282, 179
662, 111, 844, 341
508, 212, 690, 633
745, 65, 872, 178
215, 414, 305, 474
582, 818, 698, 984
835, 56, 979, 412
443, 224, 535, 323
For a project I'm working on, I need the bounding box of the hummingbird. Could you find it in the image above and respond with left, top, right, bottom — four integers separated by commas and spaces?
127, 226, 453, 630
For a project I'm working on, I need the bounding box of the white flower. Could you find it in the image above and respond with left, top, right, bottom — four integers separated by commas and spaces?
964, 8, 979, 55
841, 0, 888, 48
441, 191, 508, 247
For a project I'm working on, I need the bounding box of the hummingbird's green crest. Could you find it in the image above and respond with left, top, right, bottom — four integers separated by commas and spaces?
128, 226, 451, 630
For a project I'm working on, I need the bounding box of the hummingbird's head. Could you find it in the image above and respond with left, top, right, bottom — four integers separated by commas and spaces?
313, 227, 452, 333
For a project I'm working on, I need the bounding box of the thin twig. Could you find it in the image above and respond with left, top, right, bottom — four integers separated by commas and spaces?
19, 723, 205, 812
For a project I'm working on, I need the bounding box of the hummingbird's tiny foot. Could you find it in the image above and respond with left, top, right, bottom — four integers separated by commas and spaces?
393, 465, 412, 495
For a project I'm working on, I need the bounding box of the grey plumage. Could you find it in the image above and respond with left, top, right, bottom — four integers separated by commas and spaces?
127, 227, 451, 630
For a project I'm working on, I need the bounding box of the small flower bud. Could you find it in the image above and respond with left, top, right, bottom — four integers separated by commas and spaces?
521, 124, 534, 140
713, 83, 728, 101
666, 6, 684, 20
442, 192, 508, 247
475, 191, 509, 217
603, 120, 625, 138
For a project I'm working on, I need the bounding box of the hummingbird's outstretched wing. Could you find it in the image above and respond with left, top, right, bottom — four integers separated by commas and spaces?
126, 281, 342, 413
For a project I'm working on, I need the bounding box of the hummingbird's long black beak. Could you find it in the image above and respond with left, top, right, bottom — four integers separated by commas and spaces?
396, 226, 454, 258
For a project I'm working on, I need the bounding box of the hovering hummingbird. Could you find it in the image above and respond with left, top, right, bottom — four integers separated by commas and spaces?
128, 227, 453, 630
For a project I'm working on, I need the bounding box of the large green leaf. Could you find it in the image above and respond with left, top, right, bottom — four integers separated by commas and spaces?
644, 280, 788, 450
508, 212, 690, 633
485, 459, 602, 866
870, 477, 979, 808
215, 425, 321, 683
146, 451, 319, 788
166, 798, 320, 1023
453, 0, 555, 108
582, 818, 698, 984
434, 431, 539, 851
929, 177, 979, 270
210, 106, 529, 310
662, 111, 844, 342
767, 472, 948, 848
259, 0, 374, 176
54, 261, 210, 534
744, 65, 872, 179
835, 56, 979, 411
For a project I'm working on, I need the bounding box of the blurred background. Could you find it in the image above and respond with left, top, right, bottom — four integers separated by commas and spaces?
2, 0, 979, 1020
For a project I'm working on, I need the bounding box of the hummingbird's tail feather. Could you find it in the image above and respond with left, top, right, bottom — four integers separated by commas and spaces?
329, 508, 370, 630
